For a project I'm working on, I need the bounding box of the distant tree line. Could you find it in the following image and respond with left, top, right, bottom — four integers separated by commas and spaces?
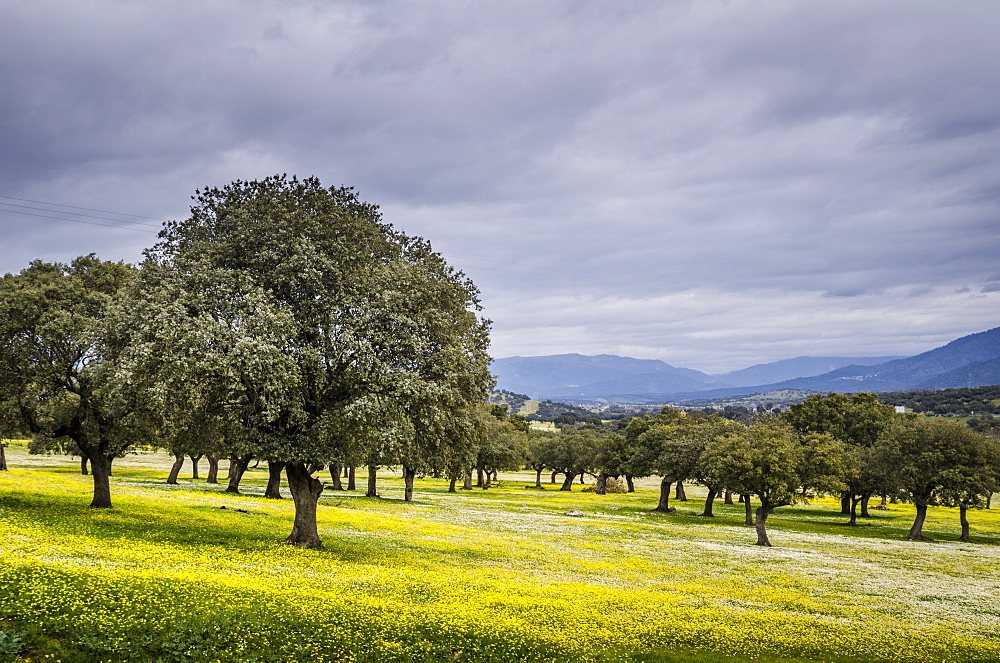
516, 392, 999, 546
877, 385, 1000, 416
487, 390, 530, 414
525, 400, 595, 424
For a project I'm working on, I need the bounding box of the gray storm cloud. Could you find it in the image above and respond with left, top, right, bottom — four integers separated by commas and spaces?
1, 0, 997, 372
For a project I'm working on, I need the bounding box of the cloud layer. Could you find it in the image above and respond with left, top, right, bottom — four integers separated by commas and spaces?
2, 0, 997, 372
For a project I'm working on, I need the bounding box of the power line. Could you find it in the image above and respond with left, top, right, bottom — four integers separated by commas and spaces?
4, 193, 996, 320
0, 207, 160, 233
0, 202, 163, 230
0, 195, 168, 221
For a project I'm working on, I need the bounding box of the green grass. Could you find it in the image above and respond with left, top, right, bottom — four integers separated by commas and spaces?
1, 444, 999, 663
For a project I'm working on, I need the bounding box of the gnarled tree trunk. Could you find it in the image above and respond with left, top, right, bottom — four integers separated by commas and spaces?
284, 462, 324, 549
755, 505, 774, 546
189, 454, 202, 480
550, 470, 558, 484
166, 451, 185, 485
329, 464, 344, 491
595, 473, 608, 495
462, 469, 473, 490
724, 491, 734, 505
675, 481, 687, 501
0, 444, 6, 471
347, 466, 356, 491
534, 468, 543, 489
560, 472, 577, 491
907, 503, 932, 541
848, 494, 862, 526
840, 493, 851, 515
959, 503, 971, 542
402, 465, 416, 502
265, 461, 285, 499
448, 476, 458, 493
701, 489, 717, 517
654, 478, 672, 512
89, 453, 113, 509
225, 454, 252, 494
79, 455, 88, 475
625, 474, 634, 493
366, 464, 378, 497
743, 495, 753, 526
206, 454, 220, 484
860, 495, 871, 518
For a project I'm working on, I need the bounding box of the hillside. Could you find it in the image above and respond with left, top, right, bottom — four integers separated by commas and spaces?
491, 354, 724, 400
877, 384, 1000, 416
917, 356, 1000, 390
717, 356, 903, 387
766, 326, 1000, 393
492, 326, 1000, 402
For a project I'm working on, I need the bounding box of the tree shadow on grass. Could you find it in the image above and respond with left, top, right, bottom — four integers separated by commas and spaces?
0, 485, 511, 568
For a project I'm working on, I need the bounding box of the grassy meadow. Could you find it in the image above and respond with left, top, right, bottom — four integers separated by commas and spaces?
1, 440, 999, 663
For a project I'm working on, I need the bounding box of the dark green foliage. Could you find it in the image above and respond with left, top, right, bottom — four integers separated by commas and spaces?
0, 255, 146, 506
487, 390, 530, 414
877, 385, 1000, 416
701, 419, 852, 545
525, 400, 593, 423
880, 417, 1000, 540
534, 430, 599, 490
967, 414, 1000, 436
0, 627, 26, 658
783, 392, 895, 447
123, 175, 493, 546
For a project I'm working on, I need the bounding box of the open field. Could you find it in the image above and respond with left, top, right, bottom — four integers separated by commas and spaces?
2, 441, 999, 663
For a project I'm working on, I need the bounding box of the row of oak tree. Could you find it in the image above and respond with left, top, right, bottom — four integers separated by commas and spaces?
2, 176, 997, 547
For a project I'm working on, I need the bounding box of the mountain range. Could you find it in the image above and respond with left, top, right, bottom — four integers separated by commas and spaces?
492, 326, 1000, 402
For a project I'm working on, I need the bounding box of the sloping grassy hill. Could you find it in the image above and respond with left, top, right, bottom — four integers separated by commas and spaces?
1, 443, 999, 663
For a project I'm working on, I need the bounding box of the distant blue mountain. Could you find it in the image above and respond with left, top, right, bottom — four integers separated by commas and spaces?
491, 354, 724, 400
767, 326, 1000, 393
918, 356, 1000, 390
716, 356, 903, 387
491, 326, 1000, 401
682, 326, 1000, 399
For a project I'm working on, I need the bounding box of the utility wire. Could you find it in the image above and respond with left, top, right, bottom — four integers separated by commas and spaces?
3, 194, 996, 319
0, 202, 163, 230
0, 195, 168, 222
0, 207, 160, 233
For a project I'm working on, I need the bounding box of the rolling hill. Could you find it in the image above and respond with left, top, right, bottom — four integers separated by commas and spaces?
490, 354, 724, 400
492, 326, 1000, 402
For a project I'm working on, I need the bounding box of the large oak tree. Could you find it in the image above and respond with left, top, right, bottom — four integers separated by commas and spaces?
701, 419, 851, 546
124, 175, 492, 547
881, 417, 999, 541
0, 256, 144, 507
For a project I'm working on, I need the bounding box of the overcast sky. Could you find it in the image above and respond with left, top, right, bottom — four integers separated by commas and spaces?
2, 1, 998, 373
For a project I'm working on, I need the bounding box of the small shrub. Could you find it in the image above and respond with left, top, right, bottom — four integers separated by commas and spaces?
582, 477, 626, 493
0, 628, 25, 657
605, 477, 626, 493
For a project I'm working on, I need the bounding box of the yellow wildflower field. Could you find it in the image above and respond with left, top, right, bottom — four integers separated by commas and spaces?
1, 443, 998, 662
